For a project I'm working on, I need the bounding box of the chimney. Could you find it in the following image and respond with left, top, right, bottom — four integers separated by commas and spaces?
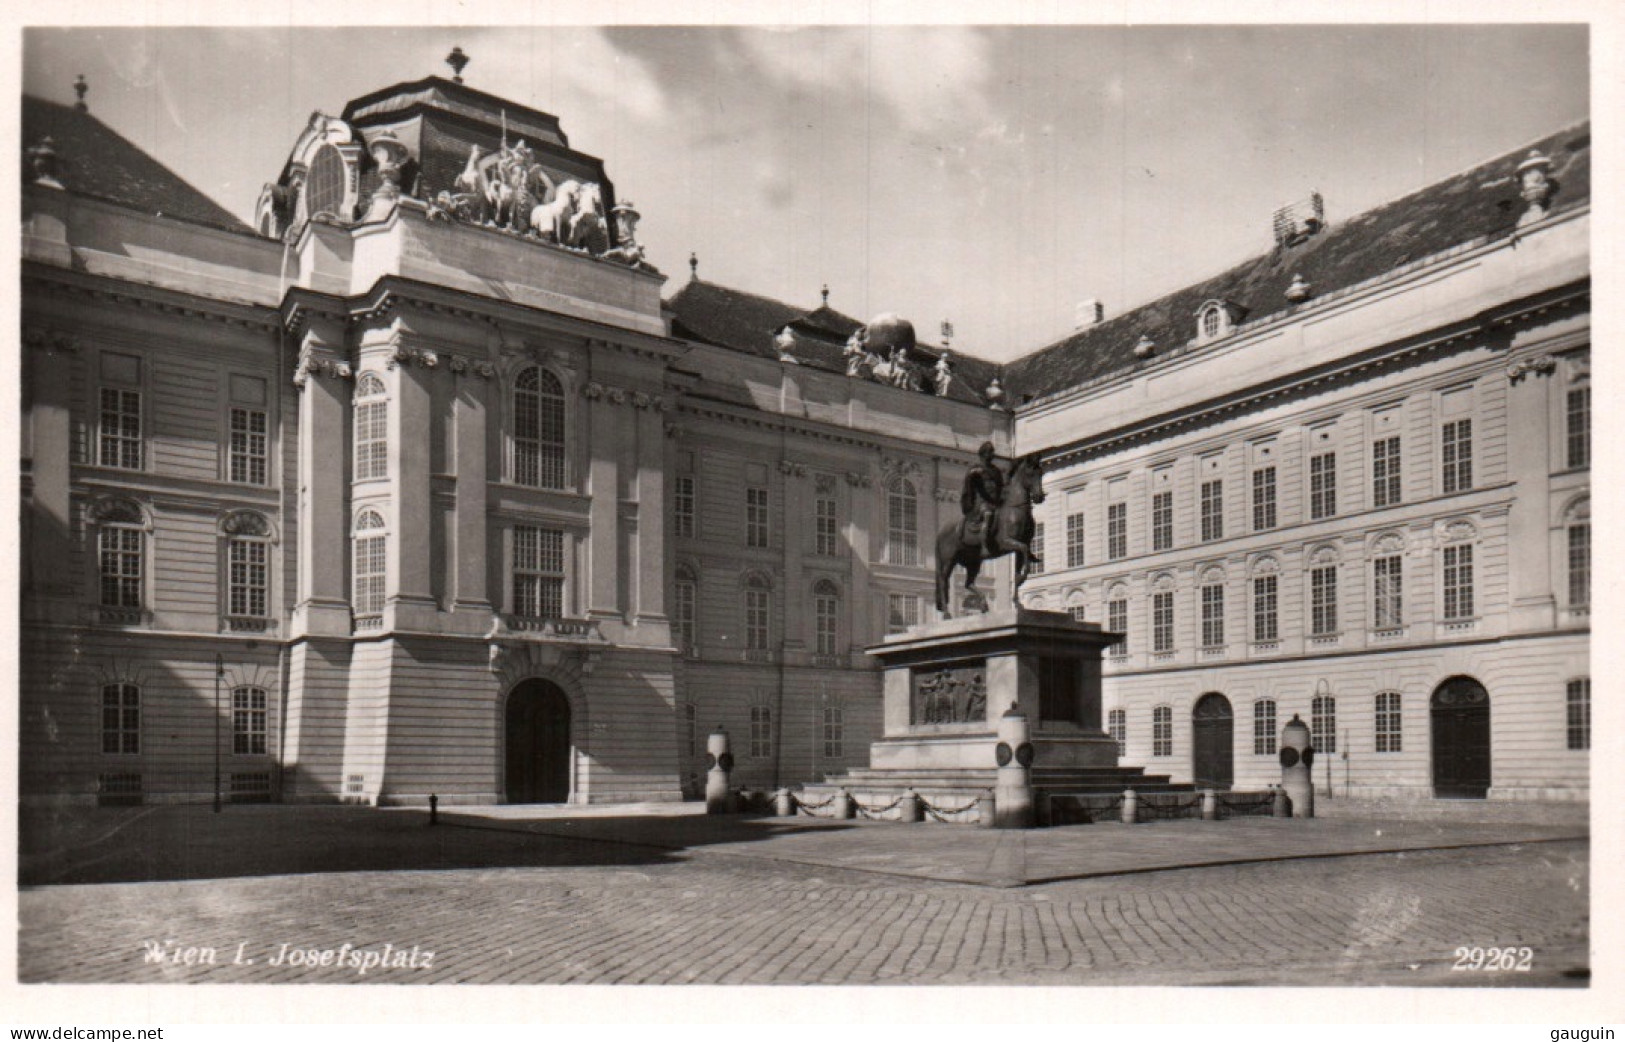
1074, 300, 1105, 330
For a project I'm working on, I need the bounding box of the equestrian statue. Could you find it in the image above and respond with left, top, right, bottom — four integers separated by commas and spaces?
934, 441, 1046, 615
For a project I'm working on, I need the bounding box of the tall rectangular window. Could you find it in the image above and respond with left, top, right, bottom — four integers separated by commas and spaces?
1252, 574, 1278, 642
1151, 490, 1173, 552
99, 528, 143, 609
674, 475, 696, 539
1108, 598, 1128, 655
1310, 565, 1338, 635
1253, 700, 1278, 756
1029, 522, 1046, 575
353, 531, 386, 616
1311, 695, 1337, 754
101, 683, 141, 754
228, 539, 268, 619
887, 593, 921, 635
1251, 466, 1277, 531
1442, 419, 1473, 494
1309, 452, 1337, 520
1566, 678, 1590, 751
1152, 591, 1174, 653
1107, 502, 1127, 560
1375, 692, 1403, 752
1373, 555, 1403, 629
1152, 705, 1172, 757
513, 526, 565, 619
675, 575, 697, 655
745, 487, 769, 549
1567, 386, 1590, 469
232, 687, 268, 755
1066, 512, 1086, 568
354, 402, 388, 481
229, 408, 268, 485
1569, 523, 1590, 608
822, 706, 845, 760
749, 705, 773, 759
1108, 708, 1127, 756
99, 387, 143, 470
815, 493, 838, 556
1372, 436, 1401, 508
745, 587, 770, 650
684, 703, 698, 757
885, 480, 919, 566
814, 586, 839, 656
1442, 544, 1474, 620
1200, 584, 1225, 646
1200, 480, 1224, 542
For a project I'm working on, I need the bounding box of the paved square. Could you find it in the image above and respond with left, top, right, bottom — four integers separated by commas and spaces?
17, 804, 1589, 986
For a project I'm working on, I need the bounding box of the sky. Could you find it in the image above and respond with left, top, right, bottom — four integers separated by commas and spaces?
21, 17, 1590, 363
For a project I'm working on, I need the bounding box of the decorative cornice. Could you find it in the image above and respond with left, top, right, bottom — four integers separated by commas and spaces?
778, 460, 806, 478
582, 381, 668, 411
293, 349, 353, 388
844, 471, 872, 489
24, 272, 278, 334
22, 327, 78, 354
388, 346, 440, 370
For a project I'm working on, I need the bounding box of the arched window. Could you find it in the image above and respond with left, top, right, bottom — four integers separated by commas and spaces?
1253, 698, 1277, 755
101, 682, 140, 754
1108, 708, 1127, 756
822, 706, 845, 760
813, 579, 840, 656
675, 564, 699, 657
1311, 693, 1336, 754
1375, 691, 1403, 752
514, 367, 566, 489
305, 143, 348, 221
352, 510, 387, 618
885, 476, 919, 566
744, 573, 771, 652
1152, 705, 1173, 757
93, 499, 146, 612
232, 686, 268, 755
222, 511, 272, 625
354, 373, 388, 481
1201, 307, 1221, 339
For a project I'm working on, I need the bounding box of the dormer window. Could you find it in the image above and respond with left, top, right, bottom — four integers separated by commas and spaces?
1195, 299, 1247, 345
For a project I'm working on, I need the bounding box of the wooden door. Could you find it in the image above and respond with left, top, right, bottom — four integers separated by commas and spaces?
1192, 693, 1234, 791
505, 680, 572, 803
1432, 677, 1490, 799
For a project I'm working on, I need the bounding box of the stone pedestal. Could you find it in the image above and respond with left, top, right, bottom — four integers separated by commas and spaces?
866, 608, 1120, 774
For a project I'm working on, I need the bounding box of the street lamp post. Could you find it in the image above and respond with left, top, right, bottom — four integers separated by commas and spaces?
214, 653, 224, 813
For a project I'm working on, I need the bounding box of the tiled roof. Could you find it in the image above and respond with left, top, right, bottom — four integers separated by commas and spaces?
1002, 121, 1591, 403
22, 95, 251, 234
666, 278, 1002, 407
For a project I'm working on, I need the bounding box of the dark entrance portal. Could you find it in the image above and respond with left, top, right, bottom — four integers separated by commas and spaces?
1192, 692, 1234, 790
505, 679, 572, 803
1432, 676, 1491, 799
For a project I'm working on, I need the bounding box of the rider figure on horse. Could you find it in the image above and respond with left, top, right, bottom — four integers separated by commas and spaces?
960, 442, 1007, 556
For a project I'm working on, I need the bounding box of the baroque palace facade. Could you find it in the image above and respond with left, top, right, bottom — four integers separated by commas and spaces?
18, 72, 1589, 806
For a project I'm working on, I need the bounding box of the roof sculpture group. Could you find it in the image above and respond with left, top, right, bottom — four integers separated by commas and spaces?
841, 313, 957, 397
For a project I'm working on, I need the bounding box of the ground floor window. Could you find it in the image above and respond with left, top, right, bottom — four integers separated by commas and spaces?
1375, 691, 1403, 752
1253, 699, 1277, 755
1108, 708, 1126, 756
750, 705, 773, 759
101, 683, 140, 754
1152, 705, 1172, 757
1566, 678, 1590, 751
1311, 694, 1336, 754
232, 686, 267, 755
822, 706, 844, 760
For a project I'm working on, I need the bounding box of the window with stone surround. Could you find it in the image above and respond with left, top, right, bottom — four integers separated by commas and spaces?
99, 524, 144, 610
1372, 435, 1401, 508
352, 510, 387, 617
813, 580, 840, 656
1107, 596, 1128, 655
1201, 582, 1225, 647
1310, 565, 1338, 635
815, 488, 838, 556
1107, 502, 1127, 560
1253, 699, 1277, 756
675, 475, 696, 540
514, 367, 566, 490
98, 352, 144, 470
1252, 574, 1279, 642
101, 682, 141, 755
750, 704, 773, 759
353, 373, 388, 482
228, 406, 268, 486
1108, 708, 1126, 756
1309, 452, 1336, 520
887, 593, 921, 635
1441, 418, 1473, 494
1151, 489, 1173, 552
1029, 522, 1046, 575
746, 486, 770, 549
675, 565, 698, 656
513, 526, 565, 619
232, 686, 268, 755
1567, 385, 1590, 470
683, 702, 698, 757
1066, 511, 1086, 568
823, 706, 845, 760
1312, 694, 1336, 754
1152, 590, 1174, 653
1251, 466, 1277, 531
1200, 479, 1224, 542
228, 537, 269, 621
1568, 519, 1590, 609
885, 476, 919, 566
1152, 705, 1172, 757
1373, 554, 1403, 629
744, 574, 771, 650
1375, 691, 1403, 752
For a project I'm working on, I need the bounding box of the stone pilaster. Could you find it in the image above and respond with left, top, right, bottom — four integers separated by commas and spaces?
22, 329, 76, 608
450, 364, 492, 621
585, 391, 621, 620
386, 341, 441, 630
291, 318, 353, 638
634, 398, 668, 626
1505, 357, 1556, 631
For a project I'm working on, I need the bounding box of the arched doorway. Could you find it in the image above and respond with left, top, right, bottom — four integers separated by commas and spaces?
505, 679, 572, 803
1192, 693, 1234, 790
1432, 676, 1490, 799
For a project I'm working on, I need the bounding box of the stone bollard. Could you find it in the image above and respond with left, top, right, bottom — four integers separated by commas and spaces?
978, 792, 996, 828
428, 793, 439, 826
1201, 788, 1217, 821
1121, 788, 1138, 824
833, 788, 854, 819
705, 728, 734, 815
1272, 785, 1291, 818
773, 787, 794, 817
898, 788, 923, 823
1279, 713, 1316, 819
993, 709, 1036, 828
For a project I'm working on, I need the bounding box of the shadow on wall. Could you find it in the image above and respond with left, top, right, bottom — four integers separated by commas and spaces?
17, 803, 850, 887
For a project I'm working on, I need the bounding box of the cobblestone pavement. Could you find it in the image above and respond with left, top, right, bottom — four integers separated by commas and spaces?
18, 807, 1589, 986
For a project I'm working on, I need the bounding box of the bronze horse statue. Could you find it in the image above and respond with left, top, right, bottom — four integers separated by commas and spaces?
934, 453, 1046, 615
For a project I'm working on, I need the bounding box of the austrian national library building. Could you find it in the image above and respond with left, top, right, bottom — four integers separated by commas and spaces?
18, 68, 1590, 808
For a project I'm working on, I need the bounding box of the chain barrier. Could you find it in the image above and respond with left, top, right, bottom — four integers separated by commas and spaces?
852, 795, 904, 820
792, 792, 839, 817
921, 795, 985, 822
